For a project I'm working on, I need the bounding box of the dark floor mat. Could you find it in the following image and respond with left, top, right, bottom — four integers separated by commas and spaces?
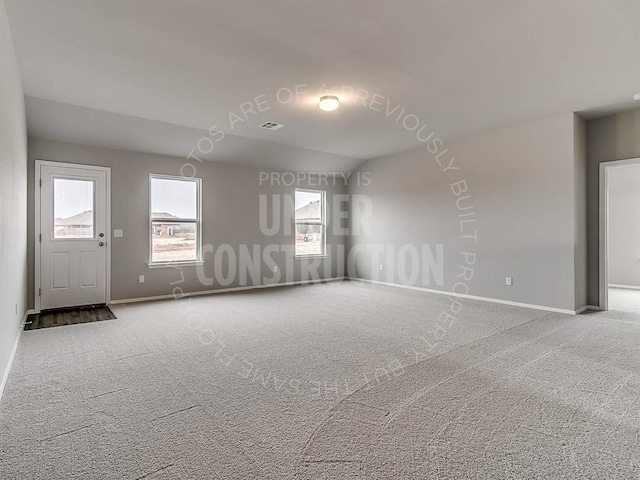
24, 305, 116, 330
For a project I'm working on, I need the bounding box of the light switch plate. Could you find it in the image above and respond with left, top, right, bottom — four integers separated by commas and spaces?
113, 229, 123, 238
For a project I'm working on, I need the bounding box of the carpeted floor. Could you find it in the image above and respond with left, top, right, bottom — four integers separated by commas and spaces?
609, 287, 640, 313
1, 281, 639, 479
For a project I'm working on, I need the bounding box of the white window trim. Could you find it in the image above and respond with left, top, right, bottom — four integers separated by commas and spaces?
148, 174, 202, 267
294, 188, 328, 258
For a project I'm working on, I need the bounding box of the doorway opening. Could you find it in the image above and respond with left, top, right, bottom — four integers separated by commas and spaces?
600, 158, 640, 312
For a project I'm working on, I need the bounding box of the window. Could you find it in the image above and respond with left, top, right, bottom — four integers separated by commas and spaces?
295, 189, 326, 256
149, 175, 201, 264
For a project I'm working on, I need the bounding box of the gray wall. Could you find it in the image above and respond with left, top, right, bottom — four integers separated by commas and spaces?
26, 102, 640, 313
573, 115, 588, 309
607, 166, 640, 288
0, 0, 28, 390
348, 112, 584, 312
586, 108, 640, 305
28, 139, 347, 307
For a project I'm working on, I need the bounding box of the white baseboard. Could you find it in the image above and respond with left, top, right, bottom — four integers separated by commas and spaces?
110, 277, 346, 305
575, 305, 600, 314
0, 309, 32, 403
348, 277, 580, 315
609, 284, 640, 291
111, 276, 596, 316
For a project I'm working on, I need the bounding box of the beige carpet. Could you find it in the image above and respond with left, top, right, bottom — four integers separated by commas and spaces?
1, 281, 639, 479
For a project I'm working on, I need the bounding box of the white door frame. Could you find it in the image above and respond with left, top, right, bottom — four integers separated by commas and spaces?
35, 160, 111, 313
599, 157, 640, 311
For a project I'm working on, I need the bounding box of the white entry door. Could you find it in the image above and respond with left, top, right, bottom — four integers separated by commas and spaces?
38, 162, 110, 310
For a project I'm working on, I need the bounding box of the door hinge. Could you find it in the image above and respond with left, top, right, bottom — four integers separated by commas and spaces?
39, 233, 42, 242
39, 178, 42, 187
38, 288, 41, 297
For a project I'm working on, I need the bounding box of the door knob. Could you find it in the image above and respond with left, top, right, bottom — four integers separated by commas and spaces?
99, 242, 105, 247
99, 233, 104, 237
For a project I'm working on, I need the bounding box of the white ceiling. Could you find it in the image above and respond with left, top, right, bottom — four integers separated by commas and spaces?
25, 97, 362, 172
6, 0, 640, 171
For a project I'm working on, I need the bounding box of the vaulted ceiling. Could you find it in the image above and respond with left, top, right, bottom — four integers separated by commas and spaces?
5, 0, 640, 171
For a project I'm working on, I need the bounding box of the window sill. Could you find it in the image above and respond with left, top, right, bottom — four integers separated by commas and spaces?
148, 260, 204, 269
294, 254, 329, 259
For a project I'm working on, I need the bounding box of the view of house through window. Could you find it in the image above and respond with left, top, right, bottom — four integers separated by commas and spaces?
53, 178, 95, 239
150, 175, 201, 263
295, 189, 325, 256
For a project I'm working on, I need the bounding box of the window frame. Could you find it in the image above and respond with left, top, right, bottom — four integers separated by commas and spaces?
148, 174, 203, 267
294, 188, 327, 258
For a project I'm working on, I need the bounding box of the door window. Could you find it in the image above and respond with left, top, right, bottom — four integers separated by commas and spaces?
52, 178, 95, 239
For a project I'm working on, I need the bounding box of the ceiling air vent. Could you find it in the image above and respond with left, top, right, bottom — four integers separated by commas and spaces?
259, 121, 285, 131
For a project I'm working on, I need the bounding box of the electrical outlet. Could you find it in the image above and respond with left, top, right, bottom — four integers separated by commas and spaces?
379, 264, 383, 271
139, 275, 145, 283
274, 265, 278, 273
506, 277, 513, 286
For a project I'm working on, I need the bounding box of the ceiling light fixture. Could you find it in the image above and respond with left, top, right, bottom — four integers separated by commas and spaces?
319, 95, 339, 112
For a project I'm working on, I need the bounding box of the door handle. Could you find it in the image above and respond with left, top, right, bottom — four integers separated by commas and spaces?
99, 242, 105, 247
